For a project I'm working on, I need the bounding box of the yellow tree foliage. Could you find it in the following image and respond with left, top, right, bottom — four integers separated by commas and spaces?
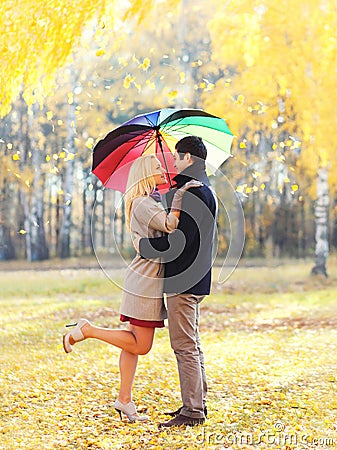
0, 0, 180, 118
206, 0, 337, 190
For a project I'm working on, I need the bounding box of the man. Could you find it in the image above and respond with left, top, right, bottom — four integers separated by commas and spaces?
138, 136, 217, 428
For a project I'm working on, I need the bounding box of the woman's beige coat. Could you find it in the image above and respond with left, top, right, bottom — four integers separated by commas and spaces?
120, 196, 178, 321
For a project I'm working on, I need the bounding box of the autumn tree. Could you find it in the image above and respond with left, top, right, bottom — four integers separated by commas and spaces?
0, 0, 181, 118
0, 0, 182, 260
206, 0, 337, 272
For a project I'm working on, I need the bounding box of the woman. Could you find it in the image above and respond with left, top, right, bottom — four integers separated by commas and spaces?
62, 154, 201, 422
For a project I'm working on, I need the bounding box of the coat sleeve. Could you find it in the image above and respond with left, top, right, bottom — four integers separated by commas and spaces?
132, 197, 178, 234
139, 187, 215, 261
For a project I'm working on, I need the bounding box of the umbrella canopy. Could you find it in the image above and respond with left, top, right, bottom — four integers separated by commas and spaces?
92, 108, 233, 192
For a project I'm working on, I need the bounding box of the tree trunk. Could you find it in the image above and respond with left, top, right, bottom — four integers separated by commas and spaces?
332, 196, 337, 251
311, 167, 329, 276
299, 197, 306, 258
82, 174, 94, 255
28, 111, 49, 261
0, 145, 16, 260
58, 98, 76, 258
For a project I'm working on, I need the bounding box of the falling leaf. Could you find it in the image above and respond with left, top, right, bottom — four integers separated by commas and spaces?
86, 138, 94, 149
13, 154, 20, 161
205, 82, 214, 91
168, 90, 178, 99
123, 74, 134, 89
237, 94, 245, 105
236, 158, 248, 167
140, 57, 150, 70
18, 229, 27, 234
236, 184, 247, 193
96, 48, 106, 56
46, 111, 53, 120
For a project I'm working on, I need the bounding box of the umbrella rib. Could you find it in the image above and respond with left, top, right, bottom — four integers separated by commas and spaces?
144, 116, 157, 127
107, 131, 158, 182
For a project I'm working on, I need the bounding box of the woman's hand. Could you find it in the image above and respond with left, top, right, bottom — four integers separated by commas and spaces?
179, 179, 203, 192
171, 180, 203, 212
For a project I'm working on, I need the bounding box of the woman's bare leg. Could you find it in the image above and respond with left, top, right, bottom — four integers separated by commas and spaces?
69, 322, 155, 355
118, 349, 138, 404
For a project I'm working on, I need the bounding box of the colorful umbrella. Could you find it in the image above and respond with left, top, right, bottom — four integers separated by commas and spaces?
92, 108, 233, 192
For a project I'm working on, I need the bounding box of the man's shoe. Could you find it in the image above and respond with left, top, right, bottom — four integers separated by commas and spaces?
158, 414, 205, 428
164, 406, 208, 418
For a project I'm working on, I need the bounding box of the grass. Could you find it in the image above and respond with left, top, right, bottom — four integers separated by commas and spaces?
1, 257, 337, 449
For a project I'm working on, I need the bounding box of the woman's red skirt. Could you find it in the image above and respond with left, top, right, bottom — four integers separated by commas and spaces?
120, 314, 165, 328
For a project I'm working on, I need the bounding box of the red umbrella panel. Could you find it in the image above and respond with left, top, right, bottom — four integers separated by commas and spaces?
103, 143, 176, 193
92, 126, 177, 193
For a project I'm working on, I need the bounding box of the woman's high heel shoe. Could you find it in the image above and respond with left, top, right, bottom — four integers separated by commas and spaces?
63, 319, 90, 353
114, 399, 149, 423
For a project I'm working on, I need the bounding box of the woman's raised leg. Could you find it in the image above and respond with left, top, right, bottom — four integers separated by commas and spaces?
69, 322, 155, 355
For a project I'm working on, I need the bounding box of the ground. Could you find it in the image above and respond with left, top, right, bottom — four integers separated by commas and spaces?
1, 257, 337, 449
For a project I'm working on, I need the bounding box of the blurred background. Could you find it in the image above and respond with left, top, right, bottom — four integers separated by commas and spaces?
1, 0, 336, 271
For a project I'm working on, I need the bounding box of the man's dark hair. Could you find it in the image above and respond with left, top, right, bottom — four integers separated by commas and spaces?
175, 136, 207, 160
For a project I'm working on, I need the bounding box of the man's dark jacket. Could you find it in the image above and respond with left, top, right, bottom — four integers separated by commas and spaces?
139, 161, 217, 295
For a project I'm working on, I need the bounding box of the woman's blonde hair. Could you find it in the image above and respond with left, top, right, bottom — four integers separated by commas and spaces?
124, 154, 158, 229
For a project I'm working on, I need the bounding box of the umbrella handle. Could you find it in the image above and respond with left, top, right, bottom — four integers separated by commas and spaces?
156, 131, 173, 188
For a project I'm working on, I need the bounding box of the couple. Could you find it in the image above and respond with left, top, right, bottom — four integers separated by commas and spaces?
63, 136, 217, 428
